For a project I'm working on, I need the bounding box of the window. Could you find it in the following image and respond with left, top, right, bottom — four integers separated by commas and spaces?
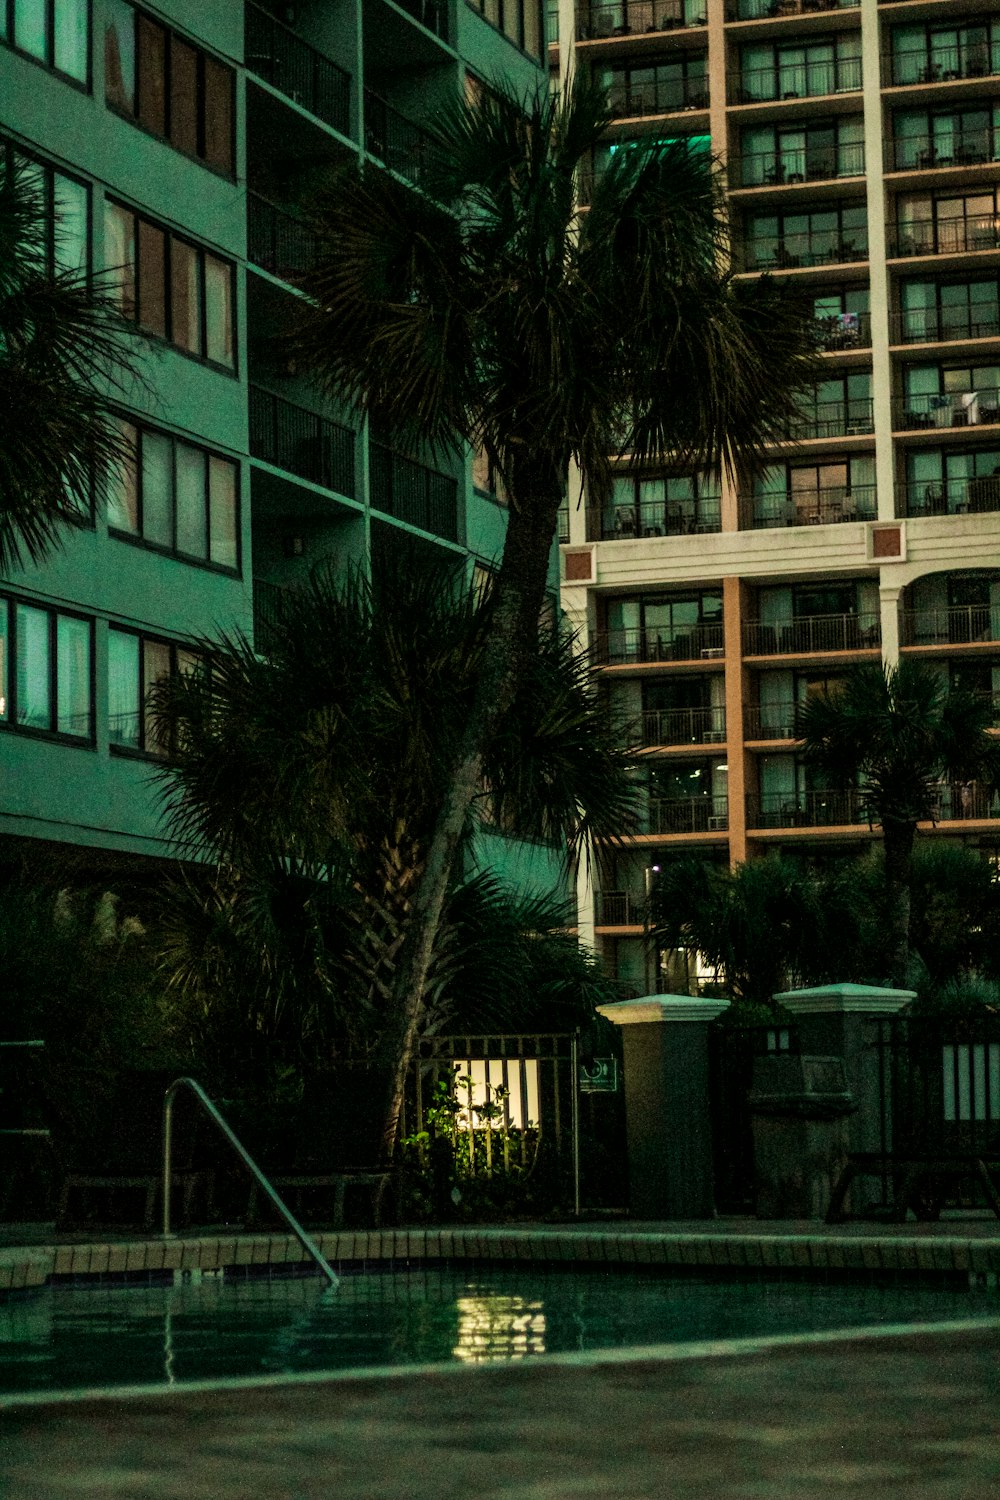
108, 628, 201, 757
891, 20, 1000, 87
600, 55, 708, 117
1, 140, 90, 274
3, 0, 89, 82
465, 0, 543, 61
606, 470, 720, 538
104, 1, 235, 175
107, 419, 239, 570
740, 116, 864, 187
739, 34, 860, 103
0, 597, 92, 740
104, 199, 236, 369
744, 201, 867, 269
891, 104, 1000, 171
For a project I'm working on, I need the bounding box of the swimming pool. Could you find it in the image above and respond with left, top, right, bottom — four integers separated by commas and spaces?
0, 1263, 997, 1399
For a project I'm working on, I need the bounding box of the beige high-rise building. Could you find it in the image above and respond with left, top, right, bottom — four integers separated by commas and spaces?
552, 0, 1000, 988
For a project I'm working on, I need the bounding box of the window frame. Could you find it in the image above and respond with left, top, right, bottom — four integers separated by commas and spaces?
1, 0, 91, 89
0, 136, 92, 279
107, 626, 201, 760
0, 594, 95, 745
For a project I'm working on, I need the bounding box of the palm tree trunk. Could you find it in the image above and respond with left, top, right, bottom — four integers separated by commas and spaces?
375, 469, 565, 1162
882, 820, 915, 990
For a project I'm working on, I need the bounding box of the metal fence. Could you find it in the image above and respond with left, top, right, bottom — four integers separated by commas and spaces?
245, 2, 351, 136
709, 1022, 797, 1215
369, 443, 459, 542
249, 386, 356, 498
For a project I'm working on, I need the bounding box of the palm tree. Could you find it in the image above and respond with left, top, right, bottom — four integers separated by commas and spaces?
797, 659, 1000, 988
293, 76, 818, 1103
153, 562, 638, 1155
0, 153, 135, 570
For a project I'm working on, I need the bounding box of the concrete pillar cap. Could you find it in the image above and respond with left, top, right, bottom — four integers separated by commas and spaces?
597, 994, 732, 1026
772, 983, 916, 1016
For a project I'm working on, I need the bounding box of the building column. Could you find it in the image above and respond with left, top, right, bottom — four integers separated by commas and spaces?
597, 994, 730, 1218
879, 580, 902, 667
723, 576, 747, 866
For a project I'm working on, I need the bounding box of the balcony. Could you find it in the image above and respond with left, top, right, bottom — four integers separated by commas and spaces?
593, 623, 725, 665
365, 91, 435, 186
579, 1, 706, 40
929, 782, 1000, 820
885, 46, 1000, 90
744, 702, 799, 740
596, 891, 644, 926
887, 218, 1000, 259
784, 397, 874, 439
253, 576, 292, 654
588, 497, 721, 540
885, 132, 999, 175
369, 443, 459, 542
726, 0, 858, 18
742, 482, 876, 528
646, 796, 728, 834
730, 141, 864, 189
893, 389, 1000, 431
746, 788, 869, 828
249, 386, 356, 498
732, 56, 861, 105
901, 605, 1000, 647
738, 229, 867, 271
642, 706, 727, 746
245, 3, 351, 136
903, 475, 1000, 517
743, 611, 881, 655
247, 193, 318, 281
608, 77, 709, 119
395, 0, 449, 40
891, 302, 1000, 345
814, 310, 870, 350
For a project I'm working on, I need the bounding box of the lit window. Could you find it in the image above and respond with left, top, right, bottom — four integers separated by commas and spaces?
108, 420, 240, 571
0, 597, 93, 740
108, 628, 201, 757
5, 0, 88, 82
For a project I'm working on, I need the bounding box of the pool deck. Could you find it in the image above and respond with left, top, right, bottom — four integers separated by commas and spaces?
0, 1218, 998, 1498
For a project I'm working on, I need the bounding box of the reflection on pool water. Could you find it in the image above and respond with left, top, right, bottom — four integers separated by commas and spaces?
0, 1265, 996, 1395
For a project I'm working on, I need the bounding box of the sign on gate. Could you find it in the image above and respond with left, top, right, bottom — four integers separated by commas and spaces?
579, 1057, 618, 1093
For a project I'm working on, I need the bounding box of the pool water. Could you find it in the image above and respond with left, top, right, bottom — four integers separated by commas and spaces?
0, 1265, 996, 1396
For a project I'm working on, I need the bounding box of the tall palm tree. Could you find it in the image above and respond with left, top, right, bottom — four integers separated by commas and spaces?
797, 659, 1000, 988
293, 76, 818, 1110
0, 154, 135, 570
153, 562, 638, 1154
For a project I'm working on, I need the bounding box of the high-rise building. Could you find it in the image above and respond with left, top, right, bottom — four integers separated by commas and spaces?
553, 0, 1000, 988
1, 0, 560, 897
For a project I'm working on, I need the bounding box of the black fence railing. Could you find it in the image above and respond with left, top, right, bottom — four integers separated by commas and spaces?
252, 576, 295, 654
885, 132, 1000, 174
887, 217, 1000, 258
742, 483, 877, 528
744, 702, 799, 740
396, 0, 449, 40
732, 56, 861, 104
872, 1013, 1000, 1166
930, 781, 1000, 820
364, 91, 436, 185
886, 46, 1000, 89
903, 476, 1000, 517
579, 1, 707, 39
726, 0, 857, 17
608, 76, 709, 118
783, 398, 874, 440
731, 141, 864, 189
746, 788, 870, 828
247, 192, 319, 280
369, 443, 459, 541
642, 705, 727, 746
588, 498, 722, 539
596, 891, 644, 926
892, 301, 1000, 345
738, 230, 867, 271
893, 389, 1000, 430
743, 610, 881, 655
593, 622, 725, 664
901, 604, 1000, 646
249, 386, 356, 498
245, 2, 351, 136
646, 796, 729, 834
709, 1021, 799, 1216
814, 311, 870, 350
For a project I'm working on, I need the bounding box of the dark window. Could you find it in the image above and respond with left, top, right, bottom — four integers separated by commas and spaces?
108, 419, 240, 571
104, 1, 235, 175
465, 0, 543, 61
1, 139, 90, 274
0, 596, 93, 740
108, 628, 201, 757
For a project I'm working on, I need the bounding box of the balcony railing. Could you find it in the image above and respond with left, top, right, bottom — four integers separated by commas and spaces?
886, 46, 1000, 90
746, 788, 869, 828
726, 0, 858, 18
743, 611, 881, 655
579, 2, 707, 40
642, 706, 727, 746
245, 2, 351, 136
893, 389, 1000, 430
744, 702, 799, 740
369, 443, 459, 541
732, 57, 861, 105
596, 891, 644, 926
247, 192, 319, 281
903, 475, 1000, 517
646, 796, 729, 834
396, 0, 449, 40
901, 605, 1000, 646
814, 311, 871, 350
557, 503, 570, 542
608, 77, 709, 119
886, 133, 999, 174
738, 230, 867, 271
892, 302, 1000, 345
365, 91, 435, 186
249, 386, 356, 498
784, 398, 874, 439
593, 623, 725, 665
731, 141, 864, 189
930, 782, 1000, 820
589, 498, 722, 540
742, 483, 876, 528
888, 217, 1000, 258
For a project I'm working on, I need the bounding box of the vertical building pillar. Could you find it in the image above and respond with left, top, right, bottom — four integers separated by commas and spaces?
879, 581, 902, 667
597, 995, 731, 1218
723, 576, 747, 866
861, 0, 895, 524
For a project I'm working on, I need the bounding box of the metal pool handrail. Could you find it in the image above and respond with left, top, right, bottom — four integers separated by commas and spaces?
161, 1076, 338, 1287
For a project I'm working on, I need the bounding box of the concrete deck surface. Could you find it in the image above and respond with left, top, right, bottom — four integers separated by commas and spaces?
0, 1325, 997, 1499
